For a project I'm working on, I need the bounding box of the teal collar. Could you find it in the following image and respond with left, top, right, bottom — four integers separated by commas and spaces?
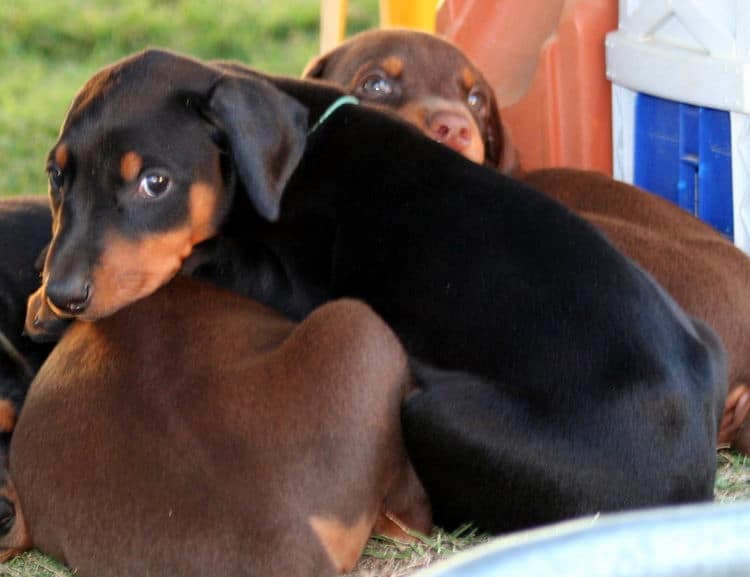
307, 95, 360, 135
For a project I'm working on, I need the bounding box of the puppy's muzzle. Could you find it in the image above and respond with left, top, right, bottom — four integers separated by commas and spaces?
45, 276, 92, 315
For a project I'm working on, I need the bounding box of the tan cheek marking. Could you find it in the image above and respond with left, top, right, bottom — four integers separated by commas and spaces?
54, 145, 69, 170
461, 127, 486, 164
83, 180, 221, 320
188, 182, 220, 244
397, 101, 486, 165
309, 514, 374, 572
86, 227, 194, 319
461, 67, 477, 92
120, 151, 143, 182
395, 102, 429, 131
381, 56, 404, 78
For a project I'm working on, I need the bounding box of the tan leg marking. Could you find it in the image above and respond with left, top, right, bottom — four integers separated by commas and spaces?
309, 514, 374, 573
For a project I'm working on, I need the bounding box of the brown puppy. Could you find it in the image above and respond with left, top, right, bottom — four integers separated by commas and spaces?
304, 28, 518, 173
309, 29, 750, 453
3, 277, 431, 576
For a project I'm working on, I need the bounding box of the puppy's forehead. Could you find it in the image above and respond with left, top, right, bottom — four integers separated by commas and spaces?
344, 30, 473, 69
63, 49, 217, 134
51, 52, 221, 173
338, 30, 487, 95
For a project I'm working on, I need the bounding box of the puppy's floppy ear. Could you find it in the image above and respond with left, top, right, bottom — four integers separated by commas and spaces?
207, 74, 309, 221
301, 54, 329, 79
485, 93, 520, 176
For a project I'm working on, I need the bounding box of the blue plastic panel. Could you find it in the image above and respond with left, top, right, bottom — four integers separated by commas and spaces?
634, 93, 733, 238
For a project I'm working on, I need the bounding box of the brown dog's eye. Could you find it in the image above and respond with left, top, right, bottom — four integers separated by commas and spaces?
48, 166, 64, 190
138, 173, 171, 198
360, 74, 394, 97
467, 88, 486, 112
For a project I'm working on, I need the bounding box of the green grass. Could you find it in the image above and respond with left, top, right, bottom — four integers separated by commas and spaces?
3, 2, 750, 576
0, 0, 378, 197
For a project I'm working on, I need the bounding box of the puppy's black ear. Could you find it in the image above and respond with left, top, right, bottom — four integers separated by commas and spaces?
208, 74, 309, 221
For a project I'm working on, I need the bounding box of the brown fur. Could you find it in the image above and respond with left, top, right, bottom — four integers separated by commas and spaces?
0, 478, 30, 561
303, 29, 517, 173
5, 277, 431, 576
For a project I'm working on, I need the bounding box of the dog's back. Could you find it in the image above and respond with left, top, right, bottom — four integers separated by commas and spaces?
283, 104, 727, 530
8, 277, 430, 576
525, 168, 750, 450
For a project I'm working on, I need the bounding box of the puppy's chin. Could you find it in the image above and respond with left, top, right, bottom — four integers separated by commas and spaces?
393, 102, 487, 166
24, 288, 70, 343
427, 130, 485, 165
459, 142, 485, 165
78, 268, 181, 322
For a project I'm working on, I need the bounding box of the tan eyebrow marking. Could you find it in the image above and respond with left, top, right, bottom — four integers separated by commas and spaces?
54, 145, 69, 170
381, 56, 404, 77
120, 151, 143, 182
461, 67, 477, 92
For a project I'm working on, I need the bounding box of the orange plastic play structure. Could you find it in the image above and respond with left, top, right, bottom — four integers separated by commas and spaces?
320, 0, 437, 52
319, 0, 617, 175
437, 0, 617, 175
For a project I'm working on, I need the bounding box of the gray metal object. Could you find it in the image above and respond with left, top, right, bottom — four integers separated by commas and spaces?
415, 502, 750, 577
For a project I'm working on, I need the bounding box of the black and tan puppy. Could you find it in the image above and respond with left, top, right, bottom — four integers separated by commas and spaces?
0, 197, 53, 440
308, 29, 750, 455
26, 49, 725, 534
5, 276, 431, 576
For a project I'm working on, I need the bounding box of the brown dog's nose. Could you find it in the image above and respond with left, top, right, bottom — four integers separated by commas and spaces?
426, 111, 473, 154
45, 277, 92, 315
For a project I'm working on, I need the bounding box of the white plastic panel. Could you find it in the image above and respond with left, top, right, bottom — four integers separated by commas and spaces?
606, 0, 749, 114
731, 112, 750, 253
611, 84, 636, 184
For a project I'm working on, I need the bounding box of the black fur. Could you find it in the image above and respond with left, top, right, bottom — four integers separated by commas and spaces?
222, 96, 726, 531
34, 50, 727, 534
0, 197, 52, 454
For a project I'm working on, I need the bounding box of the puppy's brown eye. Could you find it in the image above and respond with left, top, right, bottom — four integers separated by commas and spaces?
467, 89, 486, 112
361, 74, 394, 97
138, 173, 171, 198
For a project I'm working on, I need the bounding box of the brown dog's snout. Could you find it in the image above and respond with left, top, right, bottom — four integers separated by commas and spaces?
44, 275, 92, 316
427, 110, 473, 153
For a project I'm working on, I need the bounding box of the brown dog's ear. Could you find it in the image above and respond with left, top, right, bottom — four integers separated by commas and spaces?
485, 95, 520, 175
207, 74, 309, 221
301, 54, 329, 79
498, 121, 521, 177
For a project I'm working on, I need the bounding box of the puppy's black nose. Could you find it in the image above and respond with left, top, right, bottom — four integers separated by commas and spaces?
45, 278, 92, 315
0, 497, 15, 536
